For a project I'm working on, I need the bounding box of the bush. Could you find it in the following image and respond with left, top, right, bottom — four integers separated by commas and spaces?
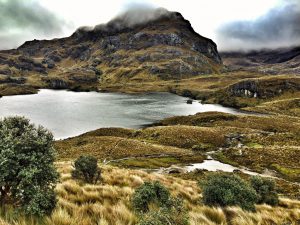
0, 116, 58, 216
72, 155, 101, 184
200, 174, 258, 211
137, 198, 189, 225
132, 181, 170, 213
250, 176, 279, 206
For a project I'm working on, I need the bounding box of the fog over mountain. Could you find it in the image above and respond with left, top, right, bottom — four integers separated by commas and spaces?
217, 0, 300, 51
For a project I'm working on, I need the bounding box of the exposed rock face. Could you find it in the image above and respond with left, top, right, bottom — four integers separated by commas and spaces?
228, 77, 300, 98
0, 9, 222, 90
42, 77, 69, 89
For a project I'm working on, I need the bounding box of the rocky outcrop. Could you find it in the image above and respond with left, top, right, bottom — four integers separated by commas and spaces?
9, 56, 47, 74
228, 77, 300, 98
0, 75, 26, 84
42, 77, 70, 89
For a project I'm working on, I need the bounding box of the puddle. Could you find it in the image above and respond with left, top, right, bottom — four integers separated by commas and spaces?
186, 159, 259, 176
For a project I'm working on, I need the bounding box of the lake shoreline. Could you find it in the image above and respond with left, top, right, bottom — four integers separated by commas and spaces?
0, 89, 243, 140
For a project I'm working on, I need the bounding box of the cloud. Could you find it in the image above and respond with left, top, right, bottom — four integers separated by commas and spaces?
216, 0, 300, 51
111, 3, 169, 28
76, 3, 171, 35
0, 0, 68, 50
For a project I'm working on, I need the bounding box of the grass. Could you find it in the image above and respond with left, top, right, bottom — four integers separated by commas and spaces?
271, 164, 300, 182
109, 155, 206, 169
1, 162, 300, 225
245, 142, 263, 149
55, 135, 193, 161
212, 152, 240, 167
0, 84, 37, 97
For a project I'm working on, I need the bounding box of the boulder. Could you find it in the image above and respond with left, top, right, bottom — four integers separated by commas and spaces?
159, 165, 187, 174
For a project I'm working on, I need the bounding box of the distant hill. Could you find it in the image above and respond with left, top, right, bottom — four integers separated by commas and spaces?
221, 46, 300, 74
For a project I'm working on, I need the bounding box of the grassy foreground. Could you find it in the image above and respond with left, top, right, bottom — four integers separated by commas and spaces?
1, 71, 299, 224
1, 162, 300, 225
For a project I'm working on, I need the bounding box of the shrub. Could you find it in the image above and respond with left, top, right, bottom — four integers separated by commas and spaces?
0, 116, 58, 216
137, 198, 189, 225
72, 155, 101, 184
132, 181, 171, 213
250, 176, 279, 206
200, 174, 258, 211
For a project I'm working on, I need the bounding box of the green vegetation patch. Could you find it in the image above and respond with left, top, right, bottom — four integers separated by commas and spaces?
110, 155, 205, 169
271, 164, 300, 182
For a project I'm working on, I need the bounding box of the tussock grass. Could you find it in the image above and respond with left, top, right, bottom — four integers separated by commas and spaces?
1, 162, 300, 224
55, 135, 191, 161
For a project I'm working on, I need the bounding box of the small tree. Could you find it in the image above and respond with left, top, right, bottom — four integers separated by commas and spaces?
137, 203, 189, 225
133, 182, 189, 225
250, 176, 279, 206
132, 181, 171, 213
72, 155, 101, 184
200, 174, 258, 211
0, 116, 58, 216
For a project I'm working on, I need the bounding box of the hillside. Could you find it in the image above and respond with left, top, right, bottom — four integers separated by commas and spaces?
221, 46, 300, 74
0, 9, 222, 96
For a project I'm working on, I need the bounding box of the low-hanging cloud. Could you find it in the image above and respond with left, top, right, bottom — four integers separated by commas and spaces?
76, 3, 170, 35
0, 0, 68, 50
110, 3, 169, 28
217, 0, 300, 51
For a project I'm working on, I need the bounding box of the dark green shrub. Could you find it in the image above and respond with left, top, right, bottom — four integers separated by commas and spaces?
200, 174, 258, 211
137, 198, 189, 225
132, 181, 171, 213
0, 116, 58, 216
250, 176, 279, 206
72, 155, 101, 184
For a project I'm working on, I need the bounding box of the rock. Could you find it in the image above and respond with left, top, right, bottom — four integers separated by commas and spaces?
159, 165, 187, 174
42, 77, 69, 89
68, 44, 91, 60
187, 99, 193, 104
13, 56, 47, 74
101, 36, 121, 52
47, 62, 55, 69
0, 67, 12, 75
92, 58, 102, 67
228, 78, 300, 99
225, 133, 245, 147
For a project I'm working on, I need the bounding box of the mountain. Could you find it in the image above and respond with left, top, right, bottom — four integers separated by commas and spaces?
221, 46, 300, 74
0, 9, 222, 94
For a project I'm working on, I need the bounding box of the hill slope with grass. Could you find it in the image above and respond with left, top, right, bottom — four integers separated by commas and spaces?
0, 8, 222, 96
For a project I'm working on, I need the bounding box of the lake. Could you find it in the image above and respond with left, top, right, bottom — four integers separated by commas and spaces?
0, 89, 241, 139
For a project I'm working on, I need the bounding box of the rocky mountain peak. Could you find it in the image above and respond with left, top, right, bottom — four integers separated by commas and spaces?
1, 9, 223, 91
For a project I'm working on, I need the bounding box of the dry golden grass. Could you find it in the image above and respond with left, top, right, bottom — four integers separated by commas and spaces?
1, 162, 300, 225
56, 135, 192, 161
245, 97, 300, 117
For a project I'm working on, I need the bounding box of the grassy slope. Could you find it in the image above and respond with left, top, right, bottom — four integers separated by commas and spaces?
1, 68, 300, 224
2, 162, 300, 225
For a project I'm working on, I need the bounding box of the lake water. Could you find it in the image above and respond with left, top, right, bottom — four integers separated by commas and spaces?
186, 159, 259, 176
0, 89, 241, 139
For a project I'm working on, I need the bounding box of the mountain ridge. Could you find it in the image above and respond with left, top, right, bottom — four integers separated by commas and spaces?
0, 9, 223, 94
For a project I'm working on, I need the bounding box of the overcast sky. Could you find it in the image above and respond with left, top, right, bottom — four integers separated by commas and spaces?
0, 0, 299, 51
